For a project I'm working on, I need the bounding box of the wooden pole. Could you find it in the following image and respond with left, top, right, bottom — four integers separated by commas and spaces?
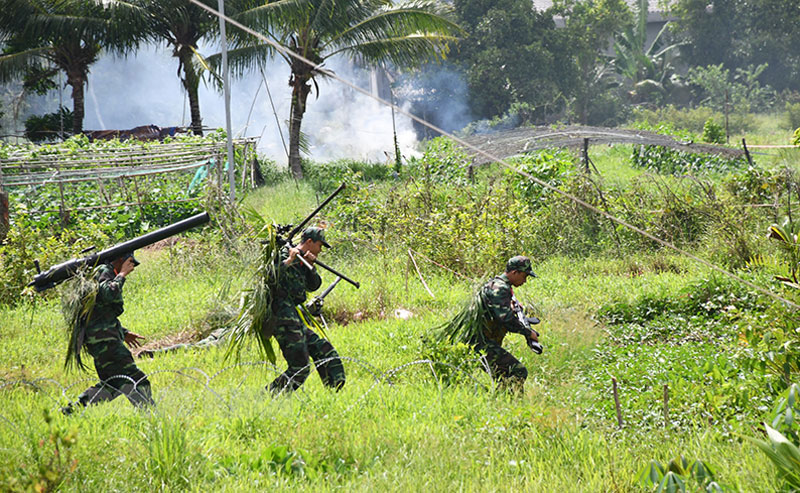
131, 176, 145, 218
0, 191, 9, 242
742, 138, 753, 166
663, 384, 670, 427
612, 377, 623, 428
583, 138, 590, 173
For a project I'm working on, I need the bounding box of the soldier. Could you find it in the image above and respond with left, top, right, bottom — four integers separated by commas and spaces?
437, 255, 540, 393
62, 252, 154, 414
476, 256, 539, 391
269, 227, 345, 393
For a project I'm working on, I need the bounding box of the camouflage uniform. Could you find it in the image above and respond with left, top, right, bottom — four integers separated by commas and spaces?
75, 263, 153, 408
472, 272, 532, 387
269, 245, 345, 393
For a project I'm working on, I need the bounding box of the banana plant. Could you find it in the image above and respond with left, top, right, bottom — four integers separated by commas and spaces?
768, 219, 800, 289
746, 424, 800, 491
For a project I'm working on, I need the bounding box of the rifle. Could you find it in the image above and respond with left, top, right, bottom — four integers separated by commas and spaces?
28, 212, 210, 292
306, 276, 342, 317
511, 295, 543, 354
272, 183, 360, 289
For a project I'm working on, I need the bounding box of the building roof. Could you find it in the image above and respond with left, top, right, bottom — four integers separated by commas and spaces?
533, 0, 671, 14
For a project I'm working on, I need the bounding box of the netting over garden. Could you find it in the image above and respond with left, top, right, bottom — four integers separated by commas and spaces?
459, 125, 747, 164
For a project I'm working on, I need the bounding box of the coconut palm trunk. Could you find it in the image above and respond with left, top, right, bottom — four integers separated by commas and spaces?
178, 46, 204, 136
288, 69, 312, 179
68, 73, 86, 134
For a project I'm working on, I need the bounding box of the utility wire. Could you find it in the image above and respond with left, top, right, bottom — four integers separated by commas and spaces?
189, 0, 800, 310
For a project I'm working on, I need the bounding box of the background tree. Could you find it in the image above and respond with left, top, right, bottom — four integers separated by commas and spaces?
553, 0, 631, 124
221, 0, 460, 178
452, 0, 575, 121
124, 0, 222, 136
0, 0, 132, 135
671, 0, 800, 93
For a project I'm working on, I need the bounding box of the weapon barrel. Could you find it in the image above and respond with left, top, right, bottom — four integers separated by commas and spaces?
29, 212, 210, 292
315, 260, 359, 289
287, 183, 345, 241
317, 276, 342, 299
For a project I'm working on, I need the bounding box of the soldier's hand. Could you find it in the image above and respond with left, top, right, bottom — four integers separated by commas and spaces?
528, 329, 539, 343
303, 250, 317, 264
125, 331, 146, 347
286, 247, 302, 264
119, 258, 136, 276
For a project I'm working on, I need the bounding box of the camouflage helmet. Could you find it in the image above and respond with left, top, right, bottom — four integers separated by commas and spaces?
301, 226, 331, 248
505, 255, 536, 277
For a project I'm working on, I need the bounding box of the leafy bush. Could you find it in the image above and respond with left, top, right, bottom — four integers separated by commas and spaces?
0, 216, 110, 306
785, 102, 800, 131
302, 159, 394, 194
702, 119, 725, 144
630, 145, 748, 175
638, 456, 722, 492
630, 105, 752, 135
505, 150, 575, 210
406, 137, 472, 186
24, 106, 73, 143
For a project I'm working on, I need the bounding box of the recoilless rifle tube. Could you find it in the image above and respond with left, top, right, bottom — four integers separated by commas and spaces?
28, 212, 211, 292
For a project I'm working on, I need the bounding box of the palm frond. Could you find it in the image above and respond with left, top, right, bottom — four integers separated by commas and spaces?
325, 5, 460, 51
333, 34, 457, 66
0, 46, 53, 82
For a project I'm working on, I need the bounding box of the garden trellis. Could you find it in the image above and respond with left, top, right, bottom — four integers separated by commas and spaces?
0, 138, 258, 224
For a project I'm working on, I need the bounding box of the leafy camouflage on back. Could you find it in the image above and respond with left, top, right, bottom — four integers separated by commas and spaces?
226, 207, 281, 364
60, 265, 101, 372
435, 277, 492, 345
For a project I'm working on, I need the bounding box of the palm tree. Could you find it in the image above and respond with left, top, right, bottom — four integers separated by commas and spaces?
119, 0, 223, 136
218, 0, 460, 178
0, 0, 131, 135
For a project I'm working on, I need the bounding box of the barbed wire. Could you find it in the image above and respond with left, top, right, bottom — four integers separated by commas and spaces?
0, 354, 498, 428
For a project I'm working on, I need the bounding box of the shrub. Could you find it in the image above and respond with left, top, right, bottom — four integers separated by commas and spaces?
630, 145, 747, 175
630, 105, 753, 135
505, 149, 575, 210
702, 119, 725, 144
785, 102, 800, 131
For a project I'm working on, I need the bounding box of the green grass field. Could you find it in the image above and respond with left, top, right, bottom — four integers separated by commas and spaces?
1, 179, 786, 492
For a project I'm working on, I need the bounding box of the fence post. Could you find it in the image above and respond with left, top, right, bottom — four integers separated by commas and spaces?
663, 384, 670, 427
0, 191, 8, 242
583, 138, 590, 173
742, 138, 753, 166
612, 377, 623, 428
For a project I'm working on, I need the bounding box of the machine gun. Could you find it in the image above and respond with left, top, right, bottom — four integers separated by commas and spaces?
511, 295, 543, 354
28, 212, 210, 292
272, 182, 360, 289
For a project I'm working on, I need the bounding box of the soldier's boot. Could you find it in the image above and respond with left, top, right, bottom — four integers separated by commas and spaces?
77, 382, 120, 407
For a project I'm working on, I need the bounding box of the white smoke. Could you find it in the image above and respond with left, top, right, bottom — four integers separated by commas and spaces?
78, 43, 423, 165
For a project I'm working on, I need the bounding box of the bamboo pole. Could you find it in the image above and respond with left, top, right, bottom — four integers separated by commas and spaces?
612, 377, 623, 428
408, 248, 434, 298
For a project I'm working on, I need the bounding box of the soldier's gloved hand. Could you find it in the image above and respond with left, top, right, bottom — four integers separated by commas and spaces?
306, 297, 324, 317
527, 338, 543, 354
